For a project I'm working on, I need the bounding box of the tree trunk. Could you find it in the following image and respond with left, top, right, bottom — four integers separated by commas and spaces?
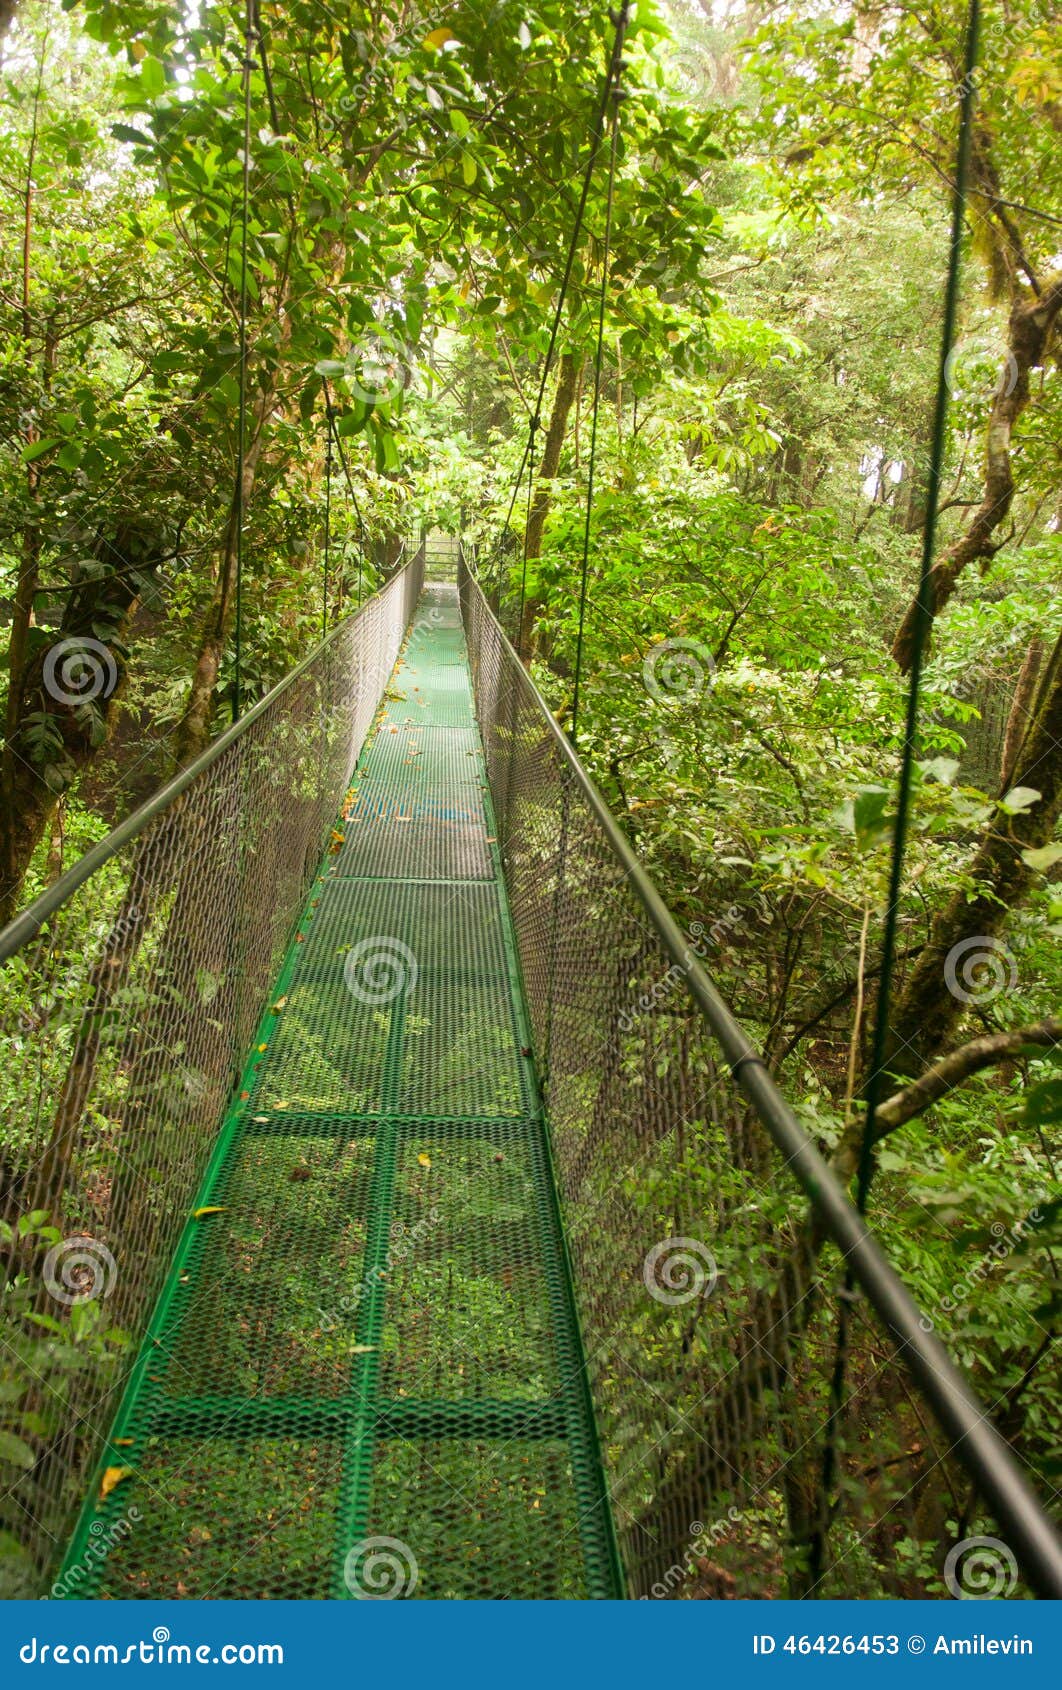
518, 351, 578, 656
2, 522, 41, 917
0, 530, 159, 924
0, 76, 164, 923
2, 82, 43, 918
892, 276, 1062, 671
1000, 635, 1043, 788
881, 629, 1062, 1081
172, 422, 266, 768
897, 408, 932, 534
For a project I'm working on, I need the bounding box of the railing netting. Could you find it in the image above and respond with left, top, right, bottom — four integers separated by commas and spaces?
459, 557, 1061, 1602
0, 553, 423, 1594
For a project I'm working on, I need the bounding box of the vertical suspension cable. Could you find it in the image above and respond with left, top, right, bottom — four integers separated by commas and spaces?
856, 1, 981, 1206
809, 0, 982, 1593
232, 0, 255, 723
539, 21, 628, 1092
322, 376, 370, 608
571, 88, 621, 748
496, 1, 631, 654
515, 418, 537, 650
322, 395, 332, 640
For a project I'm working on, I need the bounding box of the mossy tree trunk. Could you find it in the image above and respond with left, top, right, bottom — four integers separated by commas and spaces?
518, 351, 578, 657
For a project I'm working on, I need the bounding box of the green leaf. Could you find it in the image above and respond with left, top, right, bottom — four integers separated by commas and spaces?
0, 1431, 36, 1471
853, 787, 889, 832
461, 151, 477, 187
1021, 843, 1062, 873
111, 123, 152, 147
1025, 1078, 1062, 1128
139, 57, 166, 99
999, 786, 1042, 815
25, 1311, 66, 1335
336, 399, 372, 435
919, 755, 960, 786
844, 784, 892, 850
22, 438, 60, 464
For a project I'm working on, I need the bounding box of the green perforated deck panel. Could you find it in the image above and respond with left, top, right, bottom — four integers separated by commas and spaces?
57, 585, 622, 1601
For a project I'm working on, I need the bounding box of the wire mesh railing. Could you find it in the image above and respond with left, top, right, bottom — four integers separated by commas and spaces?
458, 554, 1062, 1602
0, 549, 424, 1596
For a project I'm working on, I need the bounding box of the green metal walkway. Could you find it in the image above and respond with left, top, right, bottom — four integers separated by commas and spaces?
59, 584, 621, 1600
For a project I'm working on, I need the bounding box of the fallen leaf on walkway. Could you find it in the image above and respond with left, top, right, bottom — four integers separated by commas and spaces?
99, 1466, 134, 1501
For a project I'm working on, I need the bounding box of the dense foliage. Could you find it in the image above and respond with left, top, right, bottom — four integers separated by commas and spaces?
0, 0, 1058, 1596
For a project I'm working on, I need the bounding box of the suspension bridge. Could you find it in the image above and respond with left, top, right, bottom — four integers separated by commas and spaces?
1, 0, 1061, 1608
0, 544, 1059, 1600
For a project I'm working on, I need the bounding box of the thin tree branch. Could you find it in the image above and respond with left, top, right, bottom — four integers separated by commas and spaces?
872, 1018, 1062, 1140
